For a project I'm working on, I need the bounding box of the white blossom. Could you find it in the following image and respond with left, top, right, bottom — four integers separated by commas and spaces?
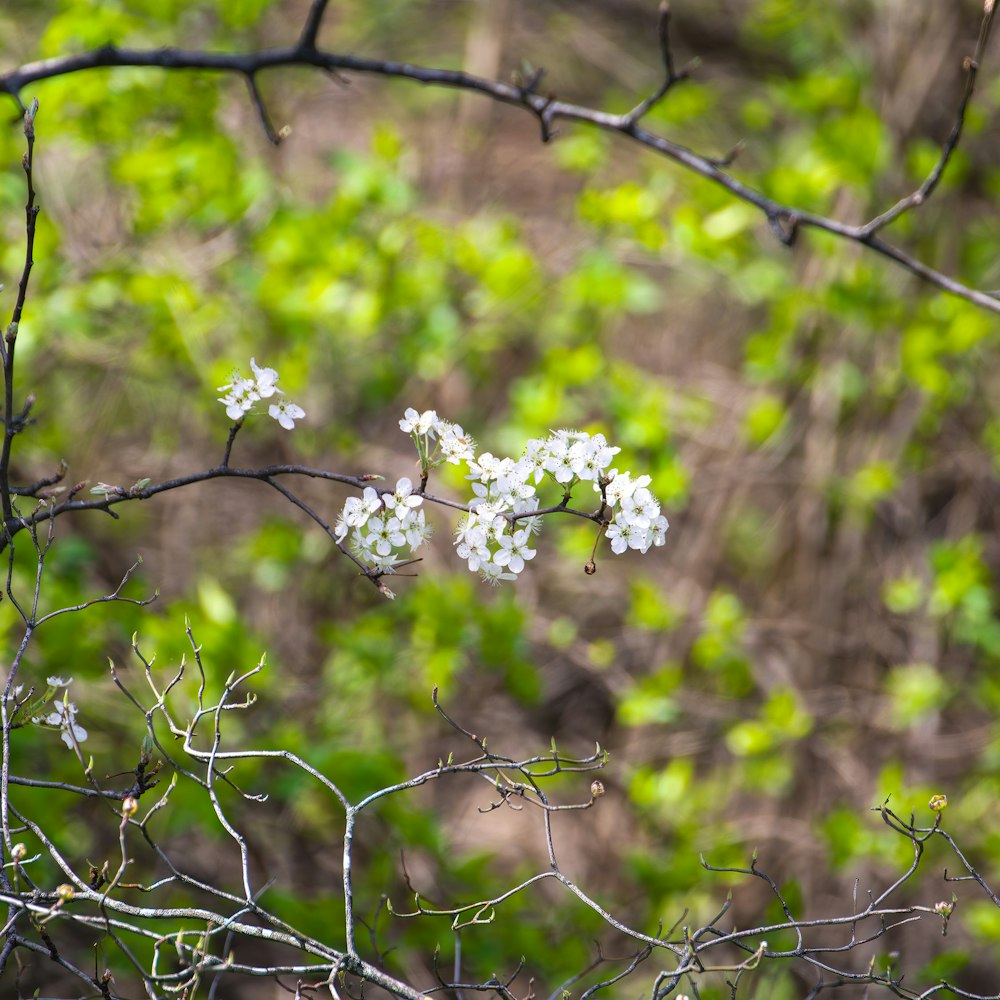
455, 511, 485, 548
605, 521, 634, 554
250, 358, 280, 397
399, 407, 441, 437
521, 437, 550, 484
494, 528, 536, 574
336, 487, 382, 540
568, 433, 619, 481
649, 514, 669, 547
44, 701, 87, 749
457, 538, 491, 572
544, 435, 578, 484
366, 551, 405, 574
365, 515, 407, 557
479, 562, 518, 587
383, 478, 423, 525
269, 400, 306, 430
467, 451, 502, 482
396, 412, 668, 581
604, 470, 652, 507
218, 358, 304, 429
403, 509, 432, 550
620, 487, 660, 531
439, 423, 476, 464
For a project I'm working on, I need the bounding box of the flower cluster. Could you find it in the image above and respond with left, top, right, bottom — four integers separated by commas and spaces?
11, 676, 89, 749
448, 426, 665, 583
334, 478, 431, 578
399, 408, 476, 466
532, 430, 667, 554
218, 358, 305, 429
454, 502, 539, 586
602, 470, 669, 554
240, 390, 667, 589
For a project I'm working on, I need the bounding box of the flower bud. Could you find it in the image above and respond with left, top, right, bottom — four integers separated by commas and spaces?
590, 780, 605, 798
929, 793, 948, 812
56, 884, 75, 902
122, 796, 138, 816
10, 843, 26, 862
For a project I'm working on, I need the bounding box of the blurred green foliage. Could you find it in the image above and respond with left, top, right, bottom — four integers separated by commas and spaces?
3, 0, 1000, 996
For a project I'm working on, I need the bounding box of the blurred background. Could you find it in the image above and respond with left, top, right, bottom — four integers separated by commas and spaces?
2, 0, 1000, 996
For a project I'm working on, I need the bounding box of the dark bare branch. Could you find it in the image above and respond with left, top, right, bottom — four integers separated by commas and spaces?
0, 3, 995, 314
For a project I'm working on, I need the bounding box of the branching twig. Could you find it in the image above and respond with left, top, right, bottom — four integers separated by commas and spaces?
0, 6, 997, 313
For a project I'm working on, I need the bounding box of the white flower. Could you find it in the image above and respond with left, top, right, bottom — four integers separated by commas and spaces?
439, 424, 476, 464
269, 400, 305, 430
513, 512, 543, 537
493, 459, 534, 502
455, 514, 490, 570
217, 368, 260, 420
479, 562, 518, 587
46, 676, 71, 688
543, 435, 578, 484
399, 407, 441, 437
467, 452, 501, 482
455, 512, 484, 547
217, 369, 256, 399
219, 390, 252, 421
45, 701, 87, 749
605, 521, 635, 554
364, 515, 406, 557
369, 552, 406, 573
338, 488, 382, 536
649, 514, 669, 547
568, 433, 619, 481
338, 417, 669, 583
343, 486, 431, 568
494, 529, 536, 574
473, 500, 509, 535
458, 539, 491, 572
218, 358, 298, 424
403, 510, 432, 551
619, 488, 660, 531
334, 508, 351, 542
521, 437, 550, 484
250, 358, 280, 398
603, 470, 652, 507
383, 478, 423, 525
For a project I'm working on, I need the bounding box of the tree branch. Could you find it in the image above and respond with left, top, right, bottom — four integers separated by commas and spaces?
0, 3, 996, 314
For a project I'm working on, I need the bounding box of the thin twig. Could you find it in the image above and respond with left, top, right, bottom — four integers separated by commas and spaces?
0, 6, 996, 313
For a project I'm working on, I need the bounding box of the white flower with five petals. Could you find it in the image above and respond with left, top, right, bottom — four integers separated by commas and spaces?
382, 478, 423, 525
